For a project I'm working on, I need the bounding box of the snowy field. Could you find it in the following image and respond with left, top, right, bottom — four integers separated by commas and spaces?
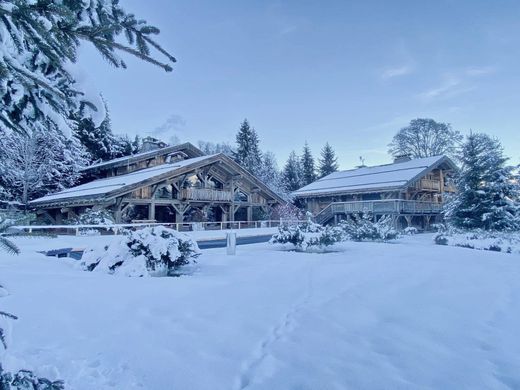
1, 234, 520, 389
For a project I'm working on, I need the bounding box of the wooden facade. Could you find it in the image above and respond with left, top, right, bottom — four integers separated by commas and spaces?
293, 156, 458, 229
31, 144, 283, 225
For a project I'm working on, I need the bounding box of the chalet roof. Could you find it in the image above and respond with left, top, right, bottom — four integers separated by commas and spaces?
31, 154, 284, 207
81, 142, 205, 173
293, 155, 456, 198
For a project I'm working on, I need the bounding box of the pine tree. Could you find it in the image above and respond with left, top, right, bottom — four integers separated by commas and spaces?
133, 135, 143, 153
282, 151, 304, 192
256, 151, 287, 197
74, 100, 119, 162
301, 142, 317, 185
233, 119, 262, 175
0, 1, 176, 138
318, 142, 339, 178
445, 133, 520, 231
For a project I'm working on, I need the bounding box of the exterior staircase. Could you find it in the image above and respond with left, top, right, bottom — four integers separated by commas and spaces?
314, 204, 334, 225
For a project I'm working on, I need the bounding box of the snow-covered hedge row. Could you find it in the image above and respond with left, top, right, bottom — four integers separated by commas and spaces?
435, 230, 520, 254
270, 220, 344, 251
339, 214, 399, 242
82, 226, 200, 277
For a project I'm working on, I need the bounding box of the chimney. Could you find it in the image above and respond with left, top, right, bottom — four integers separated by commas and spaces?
394, 154, 412, 163
141, 136, 168, 152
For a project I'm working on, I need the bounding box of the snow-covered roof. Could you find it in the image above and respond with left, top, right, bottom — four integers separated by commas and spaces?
81, 142, 204, 172
293, 155, 454, 197
32, 155, 215, 205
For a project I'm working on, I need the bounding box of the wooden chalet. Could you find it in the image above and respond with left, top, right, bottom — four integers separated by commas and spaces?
292, 155, 458, 229
30, 143, 284, 225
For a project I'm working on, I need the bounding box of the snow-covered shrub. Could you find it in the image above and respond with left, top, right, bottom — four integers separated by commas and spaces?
431, 223, 447, 233
270, 219, 344, 251
0, 367, 65, 390
404, 226, 418, 235
67, 209, 115, 226
82, 226, 201, 277
340, 214, 399, 242
434, 229, 520, 254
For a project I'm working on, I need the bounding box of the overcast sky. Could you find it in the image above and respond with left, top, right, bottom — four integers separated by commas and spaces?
79, 0, 520, 169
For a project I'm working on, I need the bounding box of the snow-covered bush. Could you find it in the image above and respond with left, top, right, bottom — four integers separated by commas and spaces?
434, 229, 520, 254
340, 214, 399, 242
0, 367, 65, 390
270, 219, 344, 251
82, 226, 200, 277
404, 227, 418, 235
67, 209, 115, 226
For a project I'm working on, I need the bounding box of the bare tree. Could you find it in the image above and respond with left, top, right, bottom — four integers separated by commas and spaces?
388, 118, 463, 159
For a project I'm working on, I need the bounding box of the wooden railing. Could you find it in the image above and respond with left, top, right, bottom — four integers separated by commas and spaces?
314, 199, 443, 224
180, 188, 233, 202
416, 179, 441, 191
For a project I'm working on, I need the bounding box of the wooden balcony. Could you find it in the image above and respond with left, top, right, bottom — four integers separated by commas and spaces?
415, 179, 441, 191
328, 199, 443, 215
180, 188, 233, 202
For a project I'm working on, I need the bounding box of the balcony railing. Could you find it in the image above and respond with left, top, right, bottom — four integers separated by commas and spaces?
180, 188, 233, 202
328, 199, 443, 215
415, 179, 441, 191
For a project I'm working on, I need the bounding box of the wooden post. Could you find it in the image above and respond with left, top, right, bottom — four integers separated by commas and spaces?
247, 205, 253, 222
230, 179, 235, 222
148, 203, 155, 221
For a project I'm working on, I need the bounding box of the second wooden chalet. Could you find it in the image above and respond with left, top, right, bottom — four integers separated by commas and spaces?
292, 155, 458, 229
30, 142, 284, 225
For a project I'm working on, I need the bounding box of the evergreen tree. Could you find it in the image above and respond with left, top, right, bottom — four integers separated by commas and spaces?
74, 100, 119, 162
132, 135, 143, 153
318, 142, 339, 178
256, 151, 286, 197
282, 151, 304, 192
0, 0, 176, 138
233, 119, 262, 175
389, 118, 463, 159
301, 142, 317, 185
445, 133, 520, 231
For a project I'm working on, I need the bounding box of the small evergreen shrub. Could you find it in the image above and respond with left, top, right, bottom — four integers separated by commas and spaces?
270, 218, 344, 251
66, 209, 115, 226
404, 227, 418, 235
340, 213, 399, 242
434, 229, 520, 254
0, 366, 65, 390
82, 226, 201, 277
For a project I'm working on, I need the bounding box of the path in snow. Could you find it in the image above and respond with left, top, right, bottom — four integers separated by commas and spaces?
235, 261, 315, 390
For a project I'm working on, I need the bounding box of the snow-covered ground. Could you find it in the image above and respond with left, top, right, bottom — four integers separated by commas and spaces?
1, 234, 520, 389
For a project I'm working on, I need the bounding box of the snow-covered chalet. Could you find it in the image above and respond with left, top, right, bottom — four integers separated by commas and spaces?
293, 155, 458, 229
30, 141, 284, 225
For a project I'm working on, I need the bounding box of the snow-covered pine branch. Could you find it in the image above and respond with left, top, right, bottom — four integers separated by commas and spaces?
0, 0, 176, 137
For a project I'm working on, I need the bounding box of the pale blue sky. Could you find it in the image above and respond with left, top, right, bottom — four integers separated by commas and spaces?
79, 0, 520, 168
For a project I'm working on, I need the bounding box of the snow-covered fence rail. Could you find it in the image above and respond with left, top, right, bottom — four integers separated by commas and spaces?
15, 220, 304, 236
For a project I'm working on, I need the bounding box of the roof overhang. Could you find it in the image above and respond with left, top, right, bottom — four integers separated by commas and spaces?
31, 153, 285, 209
